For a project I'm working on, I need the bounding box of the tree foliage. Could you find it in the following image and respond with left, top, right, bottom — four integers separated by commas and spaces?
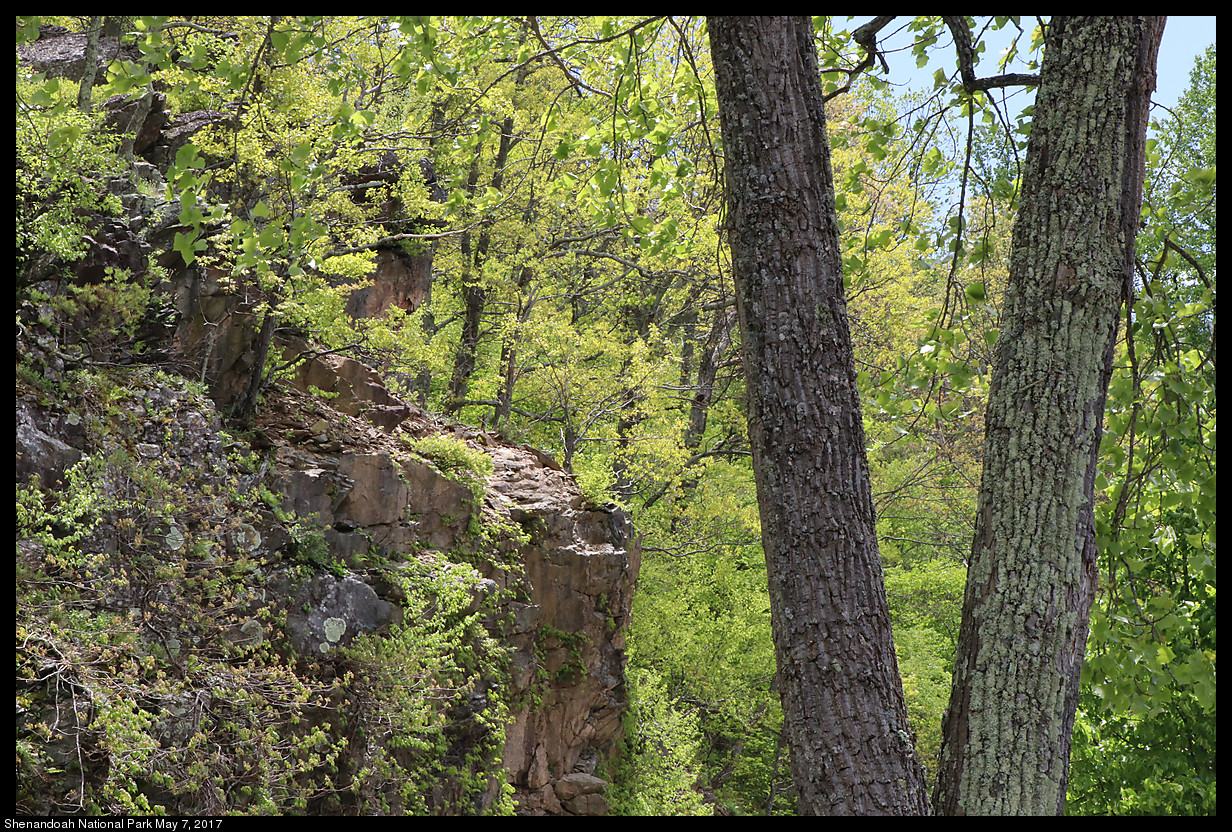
14, 15, 1215, 815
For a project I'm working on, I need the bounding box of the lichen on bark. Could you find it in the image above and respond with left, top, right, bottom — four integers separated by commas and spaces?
934, 16, 1166, 816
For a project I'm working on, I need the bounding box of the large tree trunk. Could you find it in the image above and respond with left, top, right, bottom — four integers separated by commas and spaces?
708, 16, 930, 815
933, 16, 1165, 816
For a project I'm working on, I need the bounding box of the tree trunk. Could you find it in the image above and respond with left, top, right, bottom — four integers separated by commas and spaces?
445, 156, 486, 412
933, 16, 1165, 816
684, 306, 734, 450
447, 59, 529, 414
76, 16, 103, 112
232, 307, 276, 426
494, 263, 535, 427
708, 16, 930, 815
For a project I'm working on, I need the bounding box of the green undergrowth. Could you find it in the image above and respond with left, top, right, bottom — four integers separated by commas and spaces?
409, 434, 494, 496
15, 359, 516, 815
604, 668, 710, 816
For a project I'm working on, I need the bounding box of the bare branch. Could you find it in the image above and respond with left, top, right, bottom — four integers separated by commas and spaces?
943, 16, 1039, 93
821, 15, 895, 102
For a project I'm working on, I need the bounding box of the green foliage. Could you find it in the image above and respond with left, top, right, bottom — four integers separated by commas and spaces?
343, 560, 514, 815
411, 434, 494, 479
13, 15, 1214, 814
607, 668, 711, 816
16, 367, 344, 814
884, 559, 966, 778
530, 625, 591, 689
14, 364, 514, 815
893, 626, 954, 779
1067, 698, 1216, 815
15, 74, 124, 285
287, 522, 339, 574
626, 526, 787, 813
1067, 44, 1216, 816
24, 267, 154, 361
17, 461, 115, 570
410, 434, 494, 506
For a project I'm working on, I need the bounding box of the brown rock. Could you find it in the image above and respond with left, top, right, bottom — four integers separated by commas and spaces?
344, 249, 431, 319
564, 792, 610, 816
554, 772, 607, 801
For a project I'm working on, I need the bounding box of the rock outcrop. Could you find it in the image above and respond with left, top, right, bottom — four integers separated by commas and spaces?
253, 382, 640, 814
16, 348, 639, 814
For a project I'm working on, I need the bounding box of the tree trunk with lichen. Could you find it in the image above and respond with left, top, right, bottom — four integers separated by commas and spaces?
708, 16, 930, 815
933, 16, 1165, 816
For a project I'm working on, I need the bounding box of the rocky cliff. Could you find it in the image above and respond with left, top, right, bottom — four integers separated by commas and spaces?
16, 24, 640, 816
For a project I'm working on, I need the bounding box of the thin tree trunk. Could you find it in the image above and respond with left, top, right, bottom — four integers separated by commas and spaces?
933, 16, 1165, 816
232, 307, 276, 425
708, 16, 930, 815
494, 264, 534, 427
446, 120, 513, 412
445, 156, 486, 411
76, 17, 103, 112
414, 101, 450, 408
684, 306, 734, 450
766, 722, 787, 816
447, 60, 529, 414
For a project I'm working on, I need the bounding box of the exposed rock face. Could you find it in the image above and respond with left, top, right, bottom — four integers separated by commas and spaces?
285, 341, 418, 434
15, 401, 83, 489
344, 248, 432, 320
255, 390, 640, 814
18, 24, 144, 85
16, 365, 639, 815
279, 573, 399, 655
166, 264, 266, 407
141, 107, 235, 171
104, 91, 169, 157
485, 445, 639, 815
73, 217, 151, 286
19, 36, 437, 414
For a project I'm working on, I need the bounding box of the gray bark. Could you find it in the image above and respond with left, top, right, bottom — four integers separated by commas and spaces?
76, 16, 103, 112
708, 16, 930, 815
933, 16, 1165, 816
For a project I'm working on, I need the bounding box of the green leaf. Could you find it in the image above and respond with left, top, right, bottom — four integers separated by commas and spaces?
867, 229, 892, 249
173, 231, 201, 265
174, 143, 203, 171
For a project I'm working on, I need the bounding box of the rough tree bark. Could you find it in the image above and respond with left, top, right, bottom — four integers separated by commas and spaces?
75, 16, 103, 112
708, 16, 930, 815
933, 16, 1165, 816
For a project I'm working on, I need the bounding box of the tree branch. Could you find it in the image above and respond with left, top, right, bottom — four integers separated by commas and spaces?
821, 16, 895, 102
943, 16, 1039, 92
521, 16, 666, 99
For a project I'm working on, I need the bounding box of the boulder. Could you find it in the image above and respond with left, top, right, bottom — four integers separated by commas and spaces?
15, 402, 83, 488
281, 573, 398, 655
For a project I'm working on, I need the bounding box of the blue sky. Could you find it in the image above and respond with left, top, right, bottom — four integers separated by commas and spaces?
1154, 16, 1217, 110
844, 16, 1215, 122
